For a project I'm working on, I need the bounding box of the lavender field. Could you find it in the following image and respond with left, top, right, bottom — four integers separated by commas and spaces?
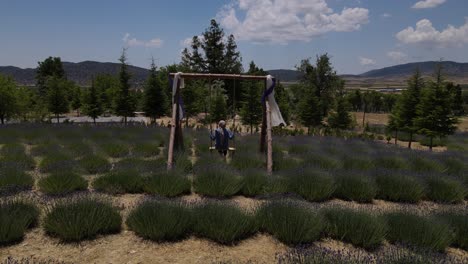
0, 124, 467, 263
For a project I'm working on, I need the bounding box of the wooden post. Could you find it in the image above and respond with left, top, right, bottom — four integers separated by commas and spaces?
265, 99, 273, 175
260, 80, 267, 153
167, 79, 181, 170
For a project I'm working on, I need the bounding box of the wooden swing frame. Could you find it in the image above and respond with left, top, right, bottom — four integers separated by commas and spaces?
166, 73, 275, 174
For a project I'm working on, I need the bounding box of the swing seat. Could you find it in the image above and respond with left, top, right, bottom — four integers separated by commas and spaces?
209, 147, 236, 151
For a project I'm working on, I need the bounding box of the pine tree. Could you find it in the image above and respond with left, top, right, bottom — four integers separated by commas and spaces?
70, 84, 82, 116
36, 57, 66, 96
83, 80, 103, 124
446, 82, 465, 116
328, 96, 352, 130
94, 74, 119, 114
240, 81, 262, 133
209, 80, 227, 123
415, 66, 458, 151
46, 77, 70, 123
296, 54, 342, 130
114, 49, 136, 125
223, 34, 243, 73
0, 74, 18, 124
297, 90, 323, 134
15, 86, 35, 122
389, 70, 424, 148
143, 59, 168, 124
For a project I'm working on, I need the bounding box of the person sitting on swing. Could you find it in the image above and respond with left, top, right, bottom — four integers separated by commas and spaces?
210, 120, 234, 156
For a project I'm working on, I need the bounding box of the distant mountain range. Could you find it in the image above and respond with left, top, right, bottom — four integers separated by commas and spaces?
0, 61, 149, 87
1, 60, 467, 86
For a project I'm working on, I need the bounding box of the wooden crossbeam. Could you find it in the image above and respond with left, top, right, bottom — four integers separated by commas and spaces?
169, 73, 274, 81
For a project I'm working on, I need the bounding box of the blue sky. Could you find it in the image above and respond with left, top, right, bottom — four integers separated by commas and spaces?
1, 0, 467, 74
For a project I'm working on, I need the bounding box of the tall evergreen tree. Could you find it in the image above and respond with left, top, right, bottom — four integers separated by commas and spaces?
46, 77, 70, 123
240, 81, 262, 133
446, 82, 465, 116
0, 74, 18, 124
415, 66, 458, 151
114, 49, 136, 125
83, 80, 103, 124
223, 34, 243, 73
209, 80, 227, 123
94, 74, 119, 114
240, 61, 266, 133
389, 70, 424, 148
143, 59, 168, 124
15, 86, 35, 122
328, 96, 353, 130
36, 57, 66, 96
296, 54, 342, 131
297, 90, 323, 133
70, 84, 82, 116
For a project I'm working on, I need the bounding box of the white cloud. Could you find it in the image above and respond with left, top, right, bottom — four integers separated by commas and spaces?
180, 35, 205, 48
396, 18, 468, 47
412, 0, 446, 9
359, 57, 376, 66
387, 51, 408, 61
381, 13, 392, 18
123, 33, 163, 48
216, 0, 369, 44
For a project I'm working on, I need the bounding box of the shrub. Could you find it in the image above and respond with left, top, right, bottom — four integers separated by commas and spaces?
132, 142, 161, 157
240, 169, 268, 197
323, 208, 387, 249
114, 158, 166, 174
43, 196, 121, 242
79, 155, 111, 174
277, 247, 374, 264
0, 169, 34, 193
288, 169, 335, 202
372, 156, 407, 170
193, 202, 257, 244
65, 142, 92, 158
0, 153, 35, 171
258, 201, 324, 245
385, 212, 454, 251
341, 156, 374, 171
143, 171, 191, 197
127, 200, 192, 241
0, 200, 39, 245
173, 152, 193, 173
230, 153, 264, 171
39, 154, 77, 173
30, 143, 62, 157
38, 172, 88, 195
101, 142, 130, 158
425, 175, 465, 203
93, 171, 144, 194
262, 175, 289, 195
334, 173, 377, 203
194, 165, 243, 197
375, 171, 424, 203
408, 155, 445, 173
436, 212, 468, 250
375, 247, 462, 264
302, 153, 340, 170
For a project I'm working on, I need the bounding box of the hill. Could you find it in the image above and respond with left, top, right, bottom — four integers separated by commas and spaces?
359, 61, 468, 78
1, 61, 468, 86
266, 69, 303, 82
0, 61, 150, 87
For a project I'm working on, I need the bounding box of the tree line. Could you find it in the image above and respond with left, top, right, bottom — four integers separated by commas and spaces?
0, 19, 466, 140
388, 66, 464, 150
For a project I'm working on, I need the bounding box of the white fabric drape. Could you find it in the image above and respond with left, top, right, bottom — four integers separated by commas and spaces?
266, 75, 286, 127
172, 72, 184, 120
